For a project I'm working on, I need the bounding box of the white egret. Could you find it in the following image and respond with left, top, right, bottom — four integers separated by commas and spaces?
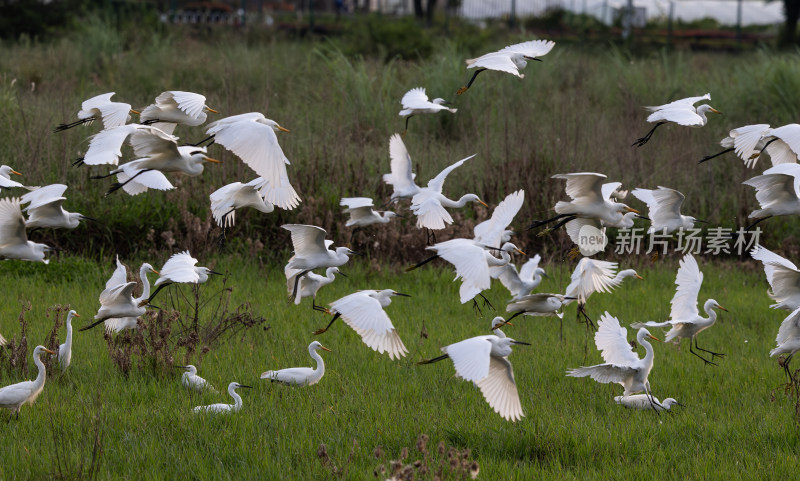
0, 165, 25, 189
55, 92, 138, 132
631, 186, 704, 234
758, 124, 800, 166
632, 254, 727, 365
383, 133, 420, 203
473, 190, 525, 249
176, 365, 217, 393
282, 224, 360, 298
407, 240, 523, 307
21, 184, 96, 230
140, 90, 218, 134
315, 290, 410, 360
770, 307, 800, 381
743, 163, 800, 230
204, 113, 300, 209
418, 328, 530, 422
55, 310, 79, 373
81, 260, 158, 331
564, 257, 643, 326
141, 251, 220, 305
399, 87, 457, 132
750, 245, 800, 311
410, 154, 486, 231
261, 341, 330, 386
457, 39, 556, 95
528, 173, 639, 232
0, 345, 54, 419
506, 293, 570, 319
290, 267, 343, 311
567, 313, 662, 410
192, 382, 251, 414
615, 395, 680, 412
0, 197, 53, 263
700, 123, 771, 166
632, 93, 721, 147
340, 197, 400, 242
493, 254, 547, 301
210, 178, 275, 244
90, 256, 144, 333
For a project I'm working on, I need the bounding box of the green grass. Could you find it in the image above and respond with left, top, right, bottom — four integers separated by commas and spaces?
0, 255, 797, 479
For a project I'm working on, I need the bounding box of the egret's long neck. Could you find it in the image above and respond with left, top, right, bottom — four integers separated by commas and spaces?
64, 314, 73, 351
441, 194, 472, 208
230, 387, 243, 411
640, 338, 655, 368
139, 265, 152, 299
703, 303, 718, 325
326, 269, 337, 281
33, 351, 47, 389
310, 348, 325, 381
493, 328, 506, 339
486, 250, 511, 267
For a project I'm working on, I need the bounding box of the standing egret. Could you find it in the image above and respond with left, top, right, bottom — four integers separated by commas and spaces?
383, 133, 421, 204
141, 251, 220, 305
0, 165, 25, 189
0, 345, 55, 419
631, 186, 704, 234
282, 224, 360, 298
564, 257, 643, 327
632, 254, 727, 365
261, 341, 330, 386
21, 184, 96, 230
418, 329, 530, 422
315, 290, 410, 360
567, 313, 662, 411
750, 245, 800, 311
410, 154, 486, 232
340, 197, 400, 242
81, 261, 158, 331
457, 39, 555, 95
176, 365, 217, 393
0, 197, 53, 263
770, 307, 800, 381
632, 93, 721, 147
493, 254, 547, 301
743, 163, 800, 230
204, 113, 300, 209
54, 92, 138, 132
398, 87, 457, 132
615, 395, 680, 412
55, 310, 79, 373
139, 90, 218, 134
192, 382, 251, 414
210, 178, 275, 245
528, 173, 639, 232
291, 267, 344, 311
699, 123, 771, 166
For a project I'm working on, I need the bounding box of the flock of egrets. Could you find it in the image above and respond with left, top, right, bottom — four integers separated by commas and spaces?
2, 37, 800, 422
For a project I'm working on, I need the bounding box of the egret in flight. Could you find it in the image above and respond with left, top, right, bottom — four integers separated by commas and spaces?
632, 254, 727, 365
743, 163, 800, 230
192, 382, 251, 414
141, 251, 220, 305
631, 186, 704, 234
261, 341, 330, 386
564, 257, 643, 327
81, 259, 158, 331
283, 224, 360, 298
290, 267, 344, 311
340, 197, 400, 242
632, 93, 721, 147
383, 133, 420, 204
21, 184, 96, 230
699, 123, 771, 166
54, 92, 138, 132
751, 245, 800, 312
139, 90, 218, 134
399, 87, 457, 132
0, 197, 53, 263
493, 254, 547, 301
0, 345, 54, 419
210, 178, 275, 245
457, 39, 555, 95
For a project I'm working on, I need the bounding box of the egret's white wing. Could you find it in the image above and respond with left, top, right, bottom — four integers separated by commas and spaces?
743, 164, 800, 211
776, 307, 800, 345
767, 124, 800, 161
410, 190, 453, 230
167, 91, 208, 119
601, 182, 622, 200
251, 169, 301, 210
103, 317, 139, 333
157, 251, 200, 285
495, 264, 523, 295
647, 106, 704, 126
566, 363, 637, 385
346, 206, 375, 223
564, 218, 600, 247
210, 182, 242, 227
383, 134, 417, 193
518, 254, 542, 281
645, 93, 710, 112
0, 176, 24, 188
751, 245, 800, 309
20, 184, 68, 209
98, 282, 137, 309
630, 320, 672, 329
426, 154, 477, 193
282, 224, 329, 257
330, 291, 408, 359
0, 198, 28, 247
26, 199, 65, 221
128, 125, 180, 158
670, 254, 703, 320
116, 162, 174, 195
594, 312, 640, 366
633, 186, 685, 228
475, 356, 523, 422
552, 172, 606, 203
340, 197, 375, 210
429, 239, 491, 303
473, 190, 524, 247
498, 39, 556, 58
106, 256, 128, 290
82, 124, 140, 166
80, 92, 116, 116
729, 124, 771, 165
444, 336, 492, 383
466, 53, 521, 76
400, 88, 432, 109
565, 257, 619, 302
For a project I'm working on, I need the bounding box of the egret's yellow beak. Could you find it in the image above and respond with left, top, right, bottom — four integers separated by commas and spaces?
43, 348, 55, 355
320, 345, 332, 352
494, 320, 513, 329
152, 269, 160, 275
477, 199, 488, 207
647, 334, 661, 342
625, 207, 641, 214
10, 170, 21, 176
205, 107, 219, 114
204, 156, 222, 164
635, 274, 644, 280
73, 313, 81, 317
130, 109, 140, 115
717, 305, 728, 312
709, 107, 722, 115
277, 125, 290, 133
515, 248, 526, 256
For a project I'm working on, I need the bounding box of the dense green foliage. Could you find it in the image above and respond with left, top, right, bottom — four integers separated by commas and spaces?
0, 256, 797, 479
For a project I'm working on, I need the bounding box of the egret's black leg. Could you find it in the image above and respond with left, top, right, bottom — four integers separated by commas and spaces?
644, 384, 661, 416
141, 119, 161, 126
689, 339, 716, 366
79, 317, 109, 332
632, 121, 667, 147
54, 117, 94, 133
417, 353, 450, 365
291, 270, 310, 299
472, 299, 483, 316
744, 216, 772, 232
145, 282, 172, 305
313, 312, 341, 335
188, 135, 215, 147
404, 115, 413, 134
311, 299, 329, 313
478, 293, 495, 311
73, 157, 85, 167
578, 304, 596, 330
694, 337, 725, 359
548, 214, 578, 232
217, 208, 236, 248
105, 169, 154, 196
698, 147, 734, 164
90, 172, 117, 180
406, 254, 440, 272
757, 137, 778, 155
527, 213, 573, 230
457, 68, 486, 95
349, 227, 362, 246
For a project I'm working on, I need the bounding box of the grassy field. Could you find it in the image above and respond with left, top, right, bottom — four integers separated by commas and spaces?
0, 255, 797, 479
